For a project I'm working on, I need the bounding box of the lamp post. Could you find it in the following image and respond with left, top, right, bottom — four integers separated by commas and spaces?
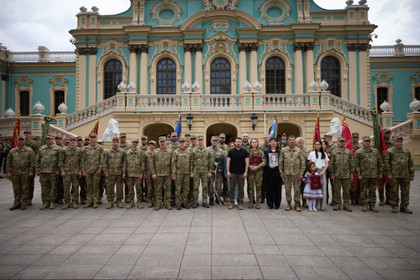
186, 114, 193, 130
251, 113, 258, 131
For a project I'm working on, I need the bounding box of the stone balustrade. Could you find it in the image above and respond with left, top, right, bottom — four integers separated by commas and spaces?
390, 119, 413, 143
263, 94, 309, 111
330, 95, 372, 124
136, 94, 182, 112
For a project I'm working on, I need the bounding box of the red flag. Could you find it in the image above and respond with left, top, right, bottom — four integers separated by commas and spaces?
89, 119, 99, 136
341, 117, 358, 192
312, 112, 320, 150
11, 117, 21, 149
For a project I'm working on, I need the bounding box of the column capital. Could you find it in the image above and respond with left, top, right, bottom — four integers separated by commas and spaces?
1, 74, 8, 81
305, 42, 315, 51
194, 43, 203, 52
347, 43, 358, 51
139, 44, 149, 54
239, 43, 248, 52
293, 42, 305, 51
183, 44, 193, 52
249, 43, 258, 52
76, 47, 97, 55
128, 45, 138, 53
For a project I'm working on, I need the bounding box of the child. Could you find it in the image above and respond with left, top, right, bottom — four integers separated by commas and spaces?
303, 161, 324, 211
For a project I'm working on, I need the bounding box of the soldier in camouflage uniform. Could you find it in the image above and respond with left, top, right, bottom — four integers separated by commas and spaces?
81, 133, 104, 208
6, 135, 35, 210
54, 135, 65, 205
247, 138, 266, 209
187, 135, 198, 205
350, 132, 361, 205
296, 137, 310, 208
354, 136, 384, 212
171, 138, 193, 210
145, 140, 156, 207
384, 136, 415, 214
103, 137, 125, 208
324, 134, 337, 206
191, 135, 213, 208
149, 136, 173, 210
59, 136, 82, 209
76, 136, 87, 204
380, 128, 393, 206
329, 137, 354, 212
24, 130, 39, 205
279, 135, 305, 212
123, 138, 145, 209
168, 132, 179, 150
207, 136, 225, 205
217, 133, 229, 201
35, 135, 62, 210
119, 133, 130, 203
139, 136, 148, 202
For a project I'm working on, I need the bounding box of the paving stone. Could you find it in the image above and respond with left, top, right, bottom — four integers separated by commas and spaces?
178, 265, 211, 279
93, 265, 133, 279
11, 265, 55, 279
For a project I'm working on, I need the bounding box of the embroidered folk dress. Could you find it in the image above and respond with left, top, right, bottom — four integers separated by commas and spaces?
303, 171, 324, 200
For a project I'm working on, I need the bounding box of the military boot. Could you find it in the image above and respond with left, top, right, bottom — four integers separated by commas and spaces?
248, 200, 253, 209
285, 202, 292, 211
294, 204, 302, 212
333, 204, 341, 211
361, 204, 368, 212
343, 204, 352, 212
26, 200, 32, 206
148, 201, 153, 208
154, 203, 162, 211
379, 199, 385, 206
93, 202, 99, 208
9, 204, 20, 211
107, 202, 114, 209
117, 201, 123, 208
209, 197, 214, 206
126, 201, 134, 209
40, 202, 50, 210
303, 200, 309, 208
391, 207, 398, 213
137, 201, 143, 209
20, 203, 27, 210
49, 202, 55, 209
228, 203, 234, 209
176, 205, 182, 210
62, 202, 70, 210
238, 204, 244, 210
191, 202, 198, 209
83, 202, 93, 208
166, 204, 173, 210
256, 201, 261, 209
400, 208, 413, 214
124, 195, 129, 203
202, 203, 210, 208
369, 205, 378, 212
72, 201, 79, 209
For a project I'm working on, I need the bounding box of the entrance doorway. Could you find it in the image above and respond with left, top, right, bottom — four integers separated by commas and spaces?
143, 123, 174, 143
276, 123, 301, 139
206, 123, 237, 146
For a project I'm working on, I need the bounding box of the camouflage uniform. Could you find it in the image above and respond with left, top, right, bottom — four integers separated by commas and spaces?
207, 145, 225, 202
354, 146, 383, 207
279, 146, 305, 207
124, 147, 145, 205
384, 145, 414, 211
351, 141, 362, 204
103, 147, 125, 203
149, 147, 172, 208
217, 142, 229, 200
25, 139, 39, 202
55, 143, 65, 204
77, 145, 87, 203
35, 144, 62, 205
325, 142, 337, 204
247, 148, 266, 205
379, 137, 394, 204
192, 146, 213, 206
82, 144, 104, 205
144, 148, 155, 206
329, 147, 354, 209
171, 147, 192, 207
59, 146, 82, 204
139, 144, 149, 200
6, 146, 35, 207
120, 143, 130, 202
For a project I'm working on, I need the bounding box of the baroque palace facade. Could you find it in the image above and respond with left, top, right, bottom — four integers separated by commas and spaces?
0, 0, 420, 161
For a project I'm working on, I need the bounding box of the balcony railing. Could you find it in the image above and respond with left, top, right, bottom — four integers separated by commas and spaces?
370, 45, 420, 57
9, 51, 76, 62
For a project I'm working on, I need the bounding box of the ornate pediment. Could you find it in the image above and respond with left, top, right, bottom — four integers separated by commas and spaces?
203, 0, 238, 11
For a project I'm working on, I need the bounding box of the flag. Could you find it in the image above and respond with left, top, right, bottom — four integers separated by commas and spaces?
90, 119, 99, 136
174, 114, 182, 141
341, 116, 358, 192
41, 115, 52, 146
269, 116, 277, 139
372, 109, 388, 190
312, 112, 320, 150
11, 117, 21, 149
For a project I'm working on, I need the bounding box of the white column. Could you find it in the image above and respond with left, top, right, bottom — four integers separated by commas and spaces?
194, 44, 203, 92
348, 45, 357, 103
305, 43, 314, 93
129, 46, 138, 87
239, 44, 247, 93
249, 43, 258, 85
140, 45, 148, 95
184, 44, 192, 85
294, 43, 304, 94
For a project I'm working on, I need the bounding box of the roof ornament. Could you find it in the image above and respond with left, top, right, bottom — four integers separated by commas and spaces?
203, 0, 238, 11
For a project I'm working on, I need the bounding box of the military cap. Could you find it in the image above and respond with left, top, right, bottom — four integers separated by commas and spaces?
184, 133, 191, 137
383, 128, 391, 134
149, 140, 156, 145
159, 136, 166, 142
362, 136, 371, 141
90, 133, 97, 138
190, 134, 197, 139
352, 132, 359, 138
197, 135, 204, 140
120, 133, 127, 138
281, 132, 288, 137
17, 135, 25, 140
171, 132, 178, 137
179, 137, 186, 142
131, 138, 139, 142
84, 137, 90, 141
141, 135, 148, 140
23, 130, 32, 134
112, 136, 120, 141
219, 133, 226, 138
393, 135, 403, 141
338, 137, 346, 142
46, 134, 54, 139
211, 136, 219, 141
324, 134, 332, 139
64, 137, 70, 142
55, 135, 62, 139
69, 136, 77, 141
76, 136, 83, 141
97, 140, 103, 144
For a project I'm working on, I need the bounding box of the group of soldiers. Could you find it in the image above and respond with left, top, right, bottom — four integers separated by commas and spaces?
4, 128, 415, 214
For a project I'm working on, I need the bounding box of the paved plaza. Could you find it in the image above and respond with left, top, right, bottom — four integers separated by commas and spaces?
0, 169, 419, 280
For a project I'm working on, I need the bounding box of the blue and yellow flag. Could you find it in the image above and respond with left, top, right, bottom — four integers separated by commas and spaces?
269, 116, 277, 139
174, 114, 182, 141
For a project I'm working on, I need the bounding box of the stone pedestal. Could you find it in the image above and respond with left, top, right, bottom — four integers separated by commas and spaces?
320, 91, 332, 110
115, 92, 126, 111
381, 112, 394, 128
125, 92, 137, 111
190, 93, 201, 111
242, 93, 253, 110
253, 92, 263, 111
407, 112, 420, 137
309, 91, 321, 111
181, 93, 191, 110
54, 114, 67, 128
30, 114, 45, 136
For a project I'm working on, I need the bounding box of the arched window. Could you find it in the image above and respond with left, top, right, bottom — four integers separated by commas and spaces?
266, 57, 285, 94
104, 59, 122, 99
377, 87, 388, 112
211, 57, 231, 94
157, 58, 176, 94
54, 91, 65, 115
19, 91, 30, 116
321, 56, 340, 97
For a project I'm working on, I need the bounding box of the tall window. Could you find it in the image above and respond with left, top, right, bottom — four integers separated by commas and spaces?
157, 58, 176, 94
266, 57, 285, 94
377, 87, 388, 111
415, 87, 420, 100
20, 91, 30, 116
104, 59, 122, 99
211, 57, 231, 94
321, 56, 340, 97
54, 91, 65, 115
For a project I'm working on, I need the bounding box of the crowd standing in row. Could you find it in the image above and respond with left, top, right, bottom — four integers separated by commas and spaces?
2, 128, 414, 214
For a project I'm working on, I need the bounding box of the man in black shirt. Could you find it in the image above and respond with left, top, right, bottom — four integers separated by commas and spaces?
226, 137, 249, 210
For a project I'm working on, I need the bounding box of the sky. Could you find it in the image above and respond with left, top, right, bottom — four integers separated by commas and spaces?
0, 0, 418, 52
